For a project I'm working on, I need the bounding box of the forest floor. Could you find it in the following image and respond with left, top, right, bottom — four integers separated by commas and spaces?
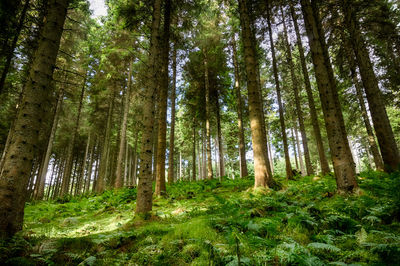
1, 171, 400, 265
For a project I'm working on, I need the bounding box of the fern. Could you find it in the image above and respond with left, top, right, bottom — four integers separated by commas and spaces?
307, 242, 341, 253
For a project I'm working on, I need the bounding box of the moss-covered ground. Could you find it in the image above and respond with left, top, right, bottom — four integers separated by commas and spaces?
1, 171, 400, 265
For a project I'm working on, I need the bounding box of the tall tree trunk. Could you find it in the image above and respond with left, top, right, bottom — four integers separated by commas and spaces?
115, 62, 133, 188
36, 89, 63, 200
340, 33, 385, 171
167, 44, 177, 184
231, 36, 248, 178
202, 126, 207, 179
78, 132, 91, 194
0, 0, 69, 238
291, 127, 299, 170
289, 3, 330, 174
135, 0, 162, 214
85, 136, 96, 193
204, 50, 214, 180
61, 74, 87, 196
266, 1, 293, 180
179, 151, 182, 181
46, 158, 57, 200
341, 0, 399, 171
294, 122, 305, 175
155, 0, 171, 196
96, 90, 115, 193
300, 0, 358, 192
266, 127, 274, 175
0, 0, 30, 94
281, 6, 313, 176
192, 121, 196, 181
238, 0, 272, 187
215, 90, 225, 178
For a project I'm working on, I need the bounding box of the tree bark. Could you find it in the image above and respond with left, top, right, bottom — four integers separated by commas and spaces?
281, 6, 313, 176
96, 90, 115, 193
289, 3, 330, 175
300, 0, 358, 192
231, 36, 248, 178
0, 0, 69, 238
85, 135, 96, 193
294, 121, 305, 175
340, 32, 385, 171
61, 74, 87, 196
341, 0, 400, 172
36, 89, 63, 200
238, 0, 272, 188
215, 90, 225, 178
115, 62, 133, 188
155, 0, 171, 196
204, 50, 214, 180
136, 0, 162, 214
167, 44, 177, 184
266, 1, 293, 180
291, 127, 299, 171
192, 121, 196, 181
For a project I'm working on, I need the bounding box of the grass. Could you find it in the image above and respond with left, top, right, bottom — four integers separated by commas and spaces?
1, 171, 400, 265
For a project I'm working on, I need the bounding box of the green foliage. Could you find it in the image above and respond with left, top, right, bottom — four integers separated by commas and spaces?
1, 171, 399, 265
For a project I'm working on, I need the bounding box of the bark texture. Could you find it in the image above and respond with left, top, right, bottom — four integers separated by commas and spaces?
231, 36, 248, 178
155, 0, 171, 196
0, 0, 69, 238
266, 1, 293, 180
281, 6, 313, 176
167, 44, 177, 184
238, 0, 272, 187
115, 62, 133, 188
36, 89, 63, 199
135, 0, 162, 214
204, 50, 214, 180
341, 0, 400, 171
290, 3, 330, 174
301, 0, 358, 192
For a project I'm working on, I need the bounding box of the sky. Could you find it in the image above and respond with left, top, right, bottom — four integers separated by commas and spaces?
88, 0, 108, 18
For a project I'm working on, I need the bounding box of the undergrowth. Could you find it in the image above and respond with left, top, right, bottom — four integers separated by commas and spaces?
1, 171, 399, 265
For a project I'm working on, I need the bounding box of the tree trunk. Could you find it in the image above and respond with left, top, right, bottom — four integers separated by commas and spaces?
341, 0, 399, 172
179, 151, 182, 181
115, 62, 133, 188
238, 0, 272, 188
135, 0, 162, 214
85, 136, 96, 193
36, 90, 63, 200
96, 90, 115, 193
289, 3, 330, 175
281, 6, 313, 176
0, 0, 69, 238
61, 74, 87, 196
204, 50, 214, 180
300, 0, 358, 192
192, 121, 196, 181
266, 1, 293, 180
215, 90, 225, 178
231, 36, 248, 178
294, 122, 305, 175
167, 44, 177, 184
291, 127, 299, 170
155, 0, 171, 196
340, 33, 385, 171
78, 132, 90, 194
